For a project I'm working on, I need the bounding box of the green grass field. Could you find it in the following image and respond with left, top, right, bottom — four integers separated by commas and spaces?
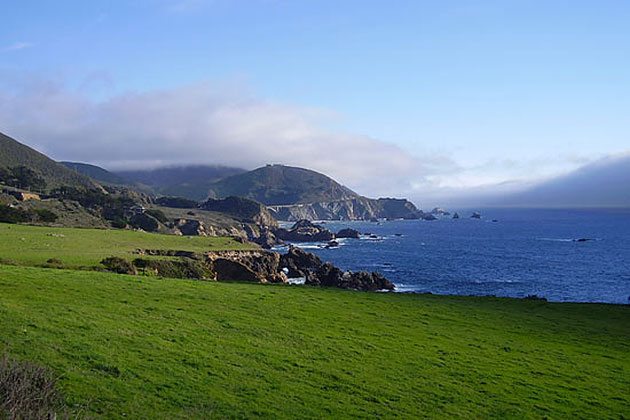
0, 222, 255, 268
1, 264, 629, 419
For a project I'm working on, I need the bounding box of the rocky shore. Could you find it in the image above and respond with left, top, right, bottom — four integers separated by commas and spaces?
132, 245, 394, 292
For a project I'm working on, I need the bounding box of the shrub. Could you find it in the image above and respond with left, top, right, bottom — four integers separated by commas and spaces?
50, 186, 136, 222
145, 209, 169, 224
129, 213, 159, 232
100, 257, 137, 275
45, 258, 64, 268
133, 258, 211, 279
0, 205, 30, 223
35, 209, 58, 223
0, 352, 65, 419
110, 218, 128, 229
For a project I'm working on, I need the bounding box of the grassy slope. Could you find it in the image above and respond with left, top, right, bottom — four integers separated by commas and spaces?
0, 132, 96, 189
0, 223, 255, 268
0, 265, 628, 419
61, 162, 131, 186
116, 165, 246, 201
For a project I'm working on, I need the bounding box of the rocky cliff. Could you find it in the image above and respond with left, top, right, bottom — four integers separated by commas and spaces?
267, 197, 423, 221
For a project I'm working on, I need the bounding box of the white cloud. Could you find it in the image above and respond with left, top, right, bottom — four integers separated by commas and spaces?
1, 42, 34, 52
0, 78, 443, 198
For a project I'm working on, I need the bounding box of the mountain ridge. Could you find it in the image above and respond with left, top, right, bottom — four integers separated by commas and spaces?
207, 164, 359, 205
207, 164, 423, 221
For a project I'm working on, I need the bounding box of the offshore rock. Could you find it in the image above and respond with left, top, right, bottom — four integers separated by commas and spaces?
273, 219, 334, 242
336, 228, 361, 239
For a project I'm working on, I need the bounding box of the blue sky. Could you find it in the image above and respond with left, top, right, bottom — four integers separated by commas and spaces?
1, 0, 629, 203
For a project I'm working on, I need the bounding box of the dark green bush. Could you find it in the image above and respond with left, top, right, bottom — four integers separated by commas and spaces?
45, 258, 64, 268
0, 166, 46, 191
100, 257, 137, 275
129, 213, 159, 232
50, 186, 136, 221
0, 205, 30, 223
145, 209, 169, 224
133, 258, 211, 279
110, 218, 127, 229
35, 209, 58, 223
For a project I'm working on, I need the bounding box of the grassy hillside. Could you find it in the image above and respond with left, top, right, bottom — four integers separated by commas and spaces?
1, 265, 628, 419
207, 164, 359, 205
0, 223, 255, 268
117, 165, 246, 201
0, 132, 97, 190
61, 161, 132, 186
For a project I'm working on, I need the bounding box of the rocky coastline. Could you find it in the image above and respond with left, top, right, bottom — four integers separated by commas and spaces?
131, 245, 394, 292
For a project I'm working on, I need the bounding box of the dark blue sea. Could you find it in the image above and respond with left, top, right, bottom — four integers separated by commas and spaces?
277, 208, 630, 304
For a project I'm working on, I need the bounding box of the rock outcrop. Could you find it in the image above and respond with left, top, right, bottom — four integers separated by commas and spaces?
273, 220, 335, 242
249, 227, 284, 249
279, 246, 323, 278
212, 259, 261, 283
122, 246, 393, 291
175, 219, 215, 236
280, 246, 395, 291
206, 250, 287, 283
307, 264, 394, 291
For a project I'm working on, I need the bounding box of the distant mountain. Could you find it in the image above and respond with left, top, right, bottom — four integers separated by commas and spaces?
61, 162, 131, 186
207, 164, 423, 221
0, 132, 98, 190
117, 165, 246, 201
207, 164, 359, 205
496, 153, 630, 207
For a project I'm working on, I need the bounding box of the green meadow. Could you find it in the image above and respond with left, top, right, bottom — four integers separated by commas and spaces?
1, 265, 629, 419
0, 223, 629, 418
0, 222, 254, 268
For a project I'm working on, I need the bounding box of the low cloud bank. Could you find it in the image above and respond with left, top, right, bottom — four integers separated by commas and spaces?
2, 76, 626, 208
0, 78, 447, 198
418, 152, 630, 208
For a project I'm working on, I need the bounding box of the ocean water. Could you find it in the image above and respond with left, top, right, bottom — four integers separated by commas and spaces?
277, 208, 630, 304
